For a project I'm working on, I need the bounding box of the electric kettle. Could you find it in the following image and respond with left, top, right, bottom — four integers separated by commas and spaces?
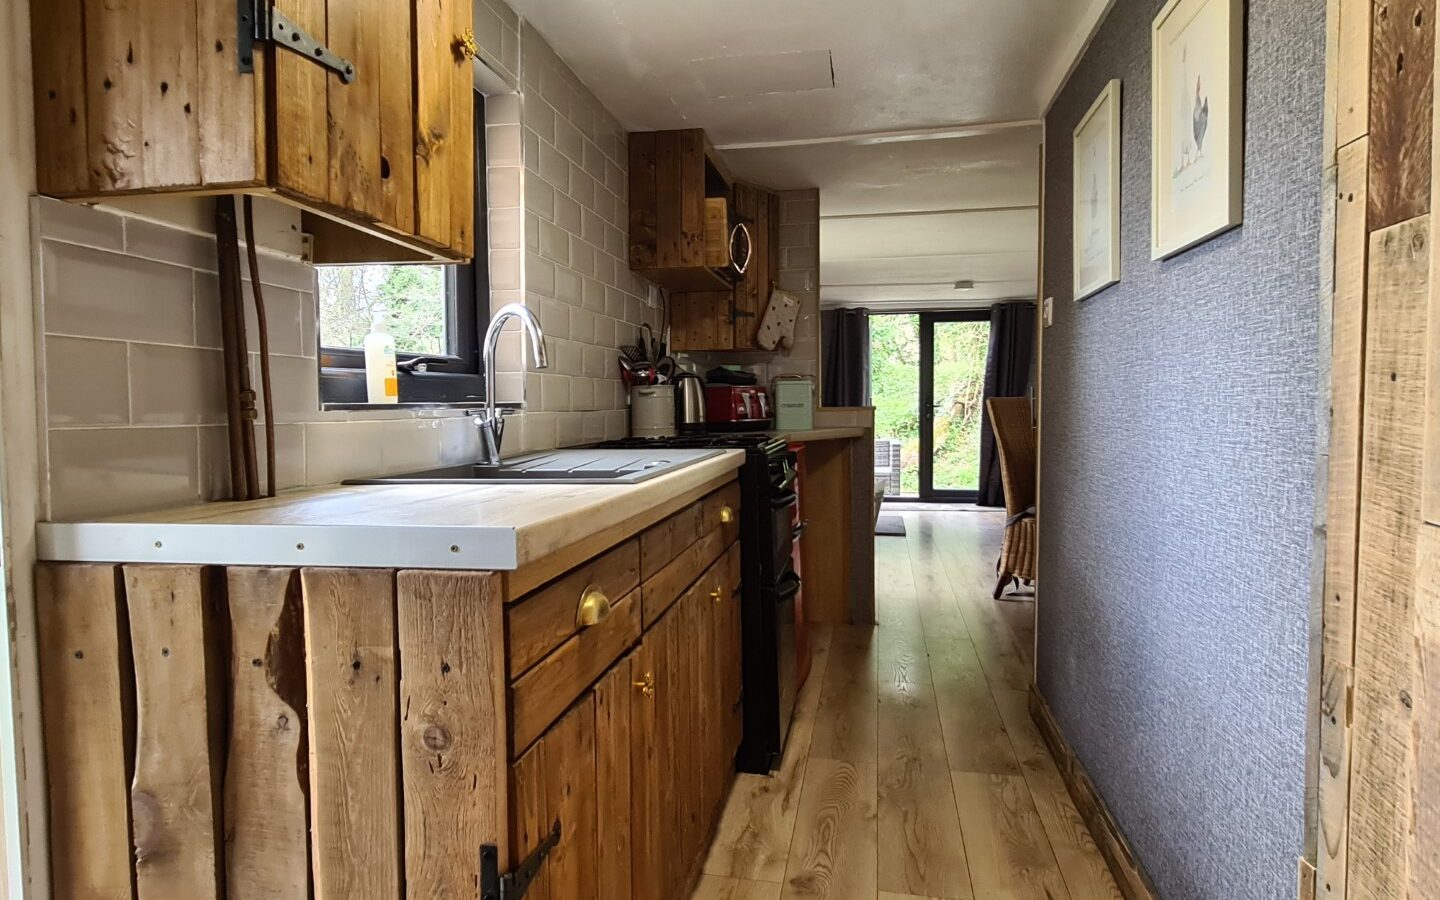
674, 373, 708, 433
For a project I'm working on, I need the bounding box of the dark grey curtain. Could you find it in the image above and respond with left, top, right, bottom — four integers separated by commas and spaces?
977, 302, 1036, 506
821, 308, 871, 407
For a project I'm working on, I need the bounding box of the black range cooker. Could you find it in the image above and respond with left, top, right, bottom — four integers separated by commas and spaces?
597, 433, 802, 773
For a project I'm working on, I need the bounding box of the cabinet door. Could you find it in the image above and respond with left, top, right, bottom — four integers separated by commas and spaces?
594, 655, 635, 900
272, 0, 414, 232
630, 607, 673, 900
414, 0, 475, 256
511, 696, 599, 900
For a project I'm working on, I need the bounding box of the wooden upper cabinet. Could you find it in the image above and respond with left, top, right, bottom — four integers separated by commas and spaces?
670, 181, 781, 353
31, 0, 475, 262
628, 128, 736, 291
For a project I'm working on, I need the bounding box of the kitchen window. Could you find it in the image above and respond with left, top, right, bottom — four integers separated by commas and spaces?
317, 92, 489, 406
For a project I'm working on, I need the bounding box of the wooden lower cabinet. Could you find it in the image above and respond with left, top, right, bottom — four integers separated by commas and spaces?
34, 480, 742, 899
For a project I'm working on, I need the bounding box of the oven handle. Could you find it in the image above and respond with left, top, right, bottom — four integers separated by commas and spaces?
774, 458, 797, 492
792, 519, 808, 541
770, 490, 798, 511
773, 571, 802, 603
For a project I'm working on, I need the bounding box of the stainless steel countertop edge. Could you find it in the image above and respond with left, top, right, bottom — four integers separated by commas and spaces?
36, 522, 522, 571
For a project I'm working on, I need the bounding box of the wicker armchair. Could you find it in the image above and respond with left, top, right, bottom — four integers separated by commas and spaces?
986, 397, 1037, 599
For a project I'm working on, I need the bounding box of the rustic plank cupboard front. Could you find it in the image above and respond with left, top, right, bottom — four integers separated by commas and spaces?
31, 0, 475, 260
34, 479, 742, 898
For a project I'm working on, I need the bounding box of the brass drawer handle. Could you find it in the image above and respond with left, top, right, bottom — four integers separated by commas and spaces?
720, 504, 735, 524
576, 586, 612, 628
453, 27, 480, 61
633, 672, 655, 697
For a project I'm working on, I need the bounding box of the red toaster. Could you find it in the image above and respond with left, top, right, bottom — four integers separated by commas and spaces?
704, 385, 772, 431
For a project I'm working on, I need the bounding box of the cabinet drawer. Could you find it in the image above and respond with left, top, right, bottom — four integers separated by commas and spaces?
507, 538, 640, 678
510, 589, 641, 755
643, 526, 731, 628
640, 482, 741, 580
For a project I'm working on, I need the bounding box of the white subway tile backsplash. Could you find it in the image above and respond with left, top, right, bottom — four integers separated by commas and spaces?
49, 426, 203, 519
44, 242, 197, 345
129, 344, 226, 426
124, 218, 219, 271
35, 197, 124, 250
45, 336, 130, 426
489, 168, 522, 207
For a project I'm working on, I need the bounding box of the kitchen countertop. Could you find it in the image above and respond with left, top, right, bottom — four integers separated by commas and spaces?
37, 450, 745, 572
765, 426, 866, 442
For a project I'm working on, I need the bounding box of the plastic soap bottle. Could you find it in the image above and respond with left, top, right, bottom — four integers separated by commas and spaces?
364, 312, 399, 404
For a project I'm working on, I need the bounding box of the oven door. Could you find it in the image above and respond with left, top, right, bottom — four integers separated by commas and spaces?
768, 489, 798, 575
771, 567, 802, 746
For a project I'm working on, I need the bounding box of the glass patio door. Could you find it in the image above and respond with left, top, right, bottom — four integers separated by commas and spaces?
919, 312, 991, 500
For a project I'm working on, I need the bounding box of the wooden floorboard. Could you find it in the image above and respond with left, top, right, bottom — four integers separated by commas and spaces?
697, 510, 1116, 900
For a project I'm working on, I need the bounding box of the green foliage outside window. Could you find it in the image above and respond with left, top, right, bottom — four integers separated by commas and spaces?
317, 264, 449, 355
869, 314, 989, 495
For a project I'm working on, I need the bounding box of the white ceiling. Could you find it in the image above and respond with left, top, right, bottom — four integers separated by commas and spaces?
507, 0, 1109, 310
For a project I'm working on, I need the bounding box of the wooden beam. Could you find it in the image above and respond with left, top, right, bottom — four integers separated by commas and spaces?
397, 570, 509, 896
1318, 136, 1371, 900
35, 564, 135, 899
1412, 524, 1440, 897
125, 566, 225, 900
223, 568, 310, 898
301, 568, 402, 899
1337, 0, 1374, 148
1348, 216, 1431, 900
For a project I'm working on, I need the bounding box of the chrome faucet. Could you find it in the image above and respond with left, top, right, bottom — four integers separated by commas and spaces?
477, 302, 549, 465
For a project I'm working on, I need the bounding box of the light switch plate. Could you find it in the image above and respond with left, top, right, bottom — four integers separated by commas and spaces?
1042, 296, 1054, 327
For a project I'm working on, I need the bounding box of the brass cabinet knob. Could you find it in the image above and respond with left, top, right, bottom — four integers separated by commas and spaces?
633, 672, 655, 697
710, 586, 723, 604
720, 505, 735, 524
453, 27, 480, 61
576, 586, 612, 628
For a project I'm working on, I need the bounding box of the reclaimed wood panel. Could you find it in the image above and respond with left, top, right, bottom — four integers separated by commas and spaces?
1349, 217, 1431, 900
272, 0, 330, 203
125, 566, 224, 900
510, 730, 551, 897
1413, 524, 1440, 898
594, 655, 635, 900
224, 568, 309, 899
377, 0, 415, 234
655, 132, 683, 268
398, 570, 508, 897
196, 0, 263, 185
1337, 0, 1373, 148
542, 699, 599, 900
510, 590, 641, 754
414, 0, 455, 247
30, 0, 90, 194
325, 0, 383, 221
1427, 143, 1440, 524
138, 0, 200, 187
629, 131, 659, 268
1368, 0, 1434, 229
799, 439, 853, 624
641, 502, 705, 580
301, 567, 401, 899
631, 608, 671, 900
679, 130, 707, 266
644, 526, 727, 627
1319, 136, 1370, 900
84, 0, 145, 190
35, 564, 134, 899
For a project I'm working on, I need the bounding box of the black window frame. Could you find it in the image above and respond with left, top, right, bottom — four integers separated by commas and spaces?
318, 91, 490, 406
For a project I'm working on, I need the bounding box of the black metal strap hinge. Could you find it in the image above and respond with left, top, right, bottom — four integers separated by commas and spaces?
237, 1, 356, 84
480, 820, 561, 900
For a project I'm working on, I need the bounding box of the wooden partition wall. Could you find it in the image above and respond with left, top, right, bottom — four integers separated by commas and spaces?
1316, 0, 1440, 898
35, 563, 508, 898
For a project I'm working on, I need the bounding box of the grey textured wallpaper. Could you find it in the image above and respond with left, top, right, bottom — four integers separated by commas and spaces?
1037, 0, 1326, 898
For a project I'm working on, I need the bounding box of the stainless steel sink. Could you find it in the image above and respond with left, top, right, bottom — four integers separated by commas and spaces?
343, 449, 725, 486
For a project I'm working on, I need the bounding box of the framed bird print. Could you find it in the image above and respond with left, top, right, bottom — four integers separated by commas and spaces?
1150, 0, 1244, 259
1073, 79, 1122, 300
